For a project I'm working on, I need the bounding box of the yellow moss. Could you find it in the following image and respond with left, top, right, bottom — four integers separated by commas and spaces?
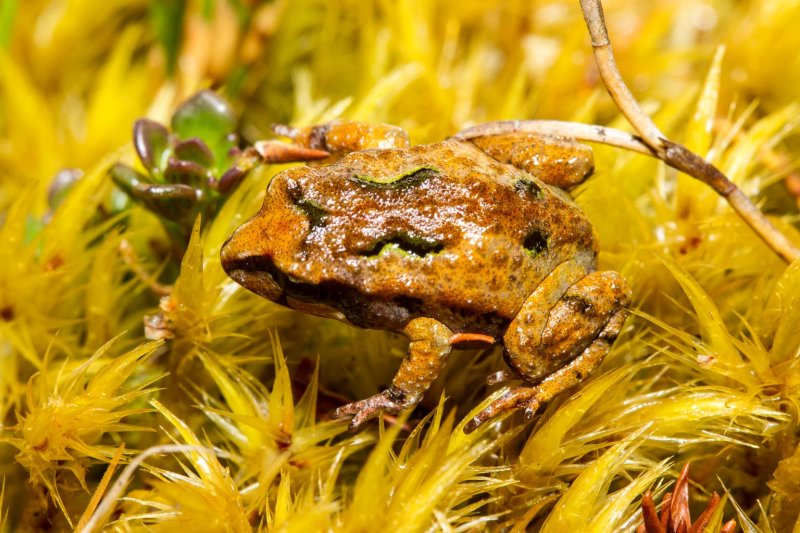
1, 339, 162, 525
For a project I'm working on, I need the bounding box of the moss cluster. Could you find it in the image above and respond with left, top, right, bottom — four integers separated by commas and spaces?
2, 1, 800, 531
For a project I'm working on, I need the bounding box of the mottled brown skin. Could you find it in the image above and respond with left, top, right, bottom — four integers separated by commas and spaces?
221, 121, 631, 432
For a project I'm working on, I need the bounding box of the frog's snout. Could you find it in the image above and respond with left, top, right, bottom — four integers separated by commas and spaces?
220, 223, 284, 301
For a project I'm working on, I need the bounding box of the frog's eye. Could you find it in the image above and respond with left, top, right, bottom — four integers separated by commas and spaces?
360, 233, 444, 258
523, 229, 548, 256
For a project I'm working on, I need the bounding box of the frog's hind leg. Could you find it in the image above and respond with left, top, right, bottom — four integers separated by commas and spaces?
470, 133, 594, 189
464, 270, 630, 433
465, 303, 627, 433
334, 317, 453, 431
464, 309, 625, 433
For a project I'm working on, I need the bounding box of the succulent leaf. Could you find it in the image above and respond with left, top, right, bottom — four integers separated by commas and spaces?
133, 118, 170, 176
171, 90, 237, 169
164, 157, 209, 189
173, 137, 214, 168
109, 163, 150, 196
132, 183, 200, 222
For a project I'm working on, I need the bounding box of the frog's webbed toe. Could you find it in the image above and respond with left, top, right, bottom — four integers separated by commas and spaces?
333, 389, 411, 431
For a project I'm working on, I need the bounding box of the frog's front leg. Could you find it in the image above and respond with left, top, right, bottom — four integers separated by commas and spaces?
470, 133, 594, 189
465, 269, 630, 433
256, 121, 410, 164
334, 317, 453, 430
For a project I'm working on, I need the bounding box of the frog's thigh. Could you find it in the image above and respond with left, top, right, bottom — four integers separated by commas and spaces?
502, 259, 594, 381
319, 121, 411, 153
334, 317, 452, 430
508, 270, 630, 382
471, 134, 594, 189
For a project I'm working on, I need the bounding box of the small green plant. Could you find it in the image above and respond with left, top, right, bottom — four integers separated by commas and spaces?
110, 90, 254, 252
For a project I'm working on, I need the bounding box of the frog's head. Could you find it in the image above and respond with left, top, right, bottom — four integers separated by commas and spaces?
220, 212, 285, 302
221, 167, 324, 302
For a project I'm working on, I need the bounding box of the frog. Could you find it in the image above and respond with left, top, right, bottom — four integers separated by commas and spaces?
220, 120, 631, 433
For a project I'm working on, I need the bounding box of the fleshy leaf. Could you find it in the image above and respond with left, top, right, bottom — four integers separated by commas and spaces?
171, 90, 237, 169
131, 183, 200, 222
133, 118, 171, 177
173, 137, 214, 168
164, 158, 210, 189
109, 163, 150, 197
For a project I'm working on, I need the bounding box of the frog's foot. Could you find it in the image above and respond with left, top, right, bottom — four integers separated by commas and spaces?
333, 388, 414, 431
464, 388, 540, 433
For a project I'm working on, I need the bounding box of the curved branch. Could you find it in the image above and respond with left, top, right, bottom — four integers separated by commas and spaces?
579, 0, 665, 153
577, 0, 800, 263
577, 0, 799, 263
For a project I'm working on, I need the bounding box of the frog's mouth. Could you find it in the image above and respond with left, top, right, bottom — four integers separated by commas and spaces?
222, 248, 327, 304
228, 268, 283, 300
220, 243, 284, 301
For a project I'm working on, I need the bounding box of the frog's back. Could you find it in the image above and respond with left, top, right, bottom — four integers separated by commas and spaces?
257, 139, 598, 336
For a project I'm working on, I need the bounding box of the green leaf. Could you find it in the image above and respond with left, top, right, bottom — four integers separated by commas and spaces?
109, 163, 150, 197
132, 183, 201, 223
164, 158, 210, 189
173, 138, 214, 168
171, 90, 237, 169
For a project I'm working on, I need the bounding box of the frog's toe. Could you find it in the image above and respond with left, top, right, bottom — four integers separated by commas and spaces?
522, 398, 542, 420
464, 387, 539, 433
333, 389, 408, 431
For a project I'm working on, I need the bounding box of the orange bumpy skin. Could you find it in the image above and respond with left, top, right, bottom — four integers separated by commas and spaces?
221, 121, 630, 432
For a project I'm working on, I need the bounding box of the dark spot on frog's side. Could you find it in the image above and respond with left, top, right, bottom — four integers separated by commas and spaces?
564, 295, 593, 315
523, 228, 548, 256
513, 178, 542, 198
294, 197, 329, 227
284, 178, 330, 227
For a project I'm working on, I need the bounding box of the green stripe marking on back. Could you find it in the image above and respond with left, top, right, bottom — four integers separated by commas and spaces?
349, 166, 440, 189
